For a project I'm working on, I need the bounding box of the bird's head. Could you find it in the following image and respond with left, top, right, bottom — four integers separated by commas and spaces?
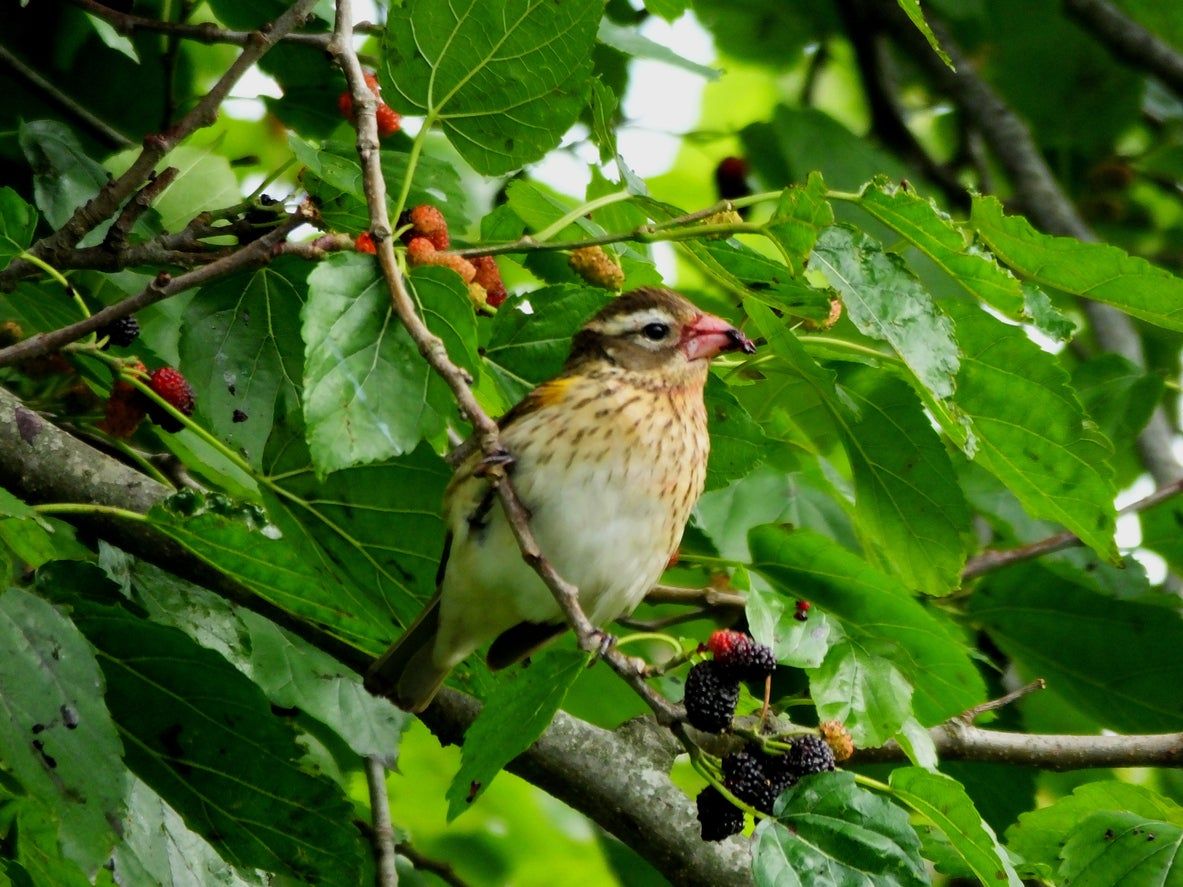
567, 288, 755, 384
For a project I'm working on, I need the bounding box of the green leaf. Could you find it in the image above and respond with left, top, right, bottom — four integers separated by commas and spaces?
806, 638, 913, 747
1008, 781, 1183, 872
894, 0, 954, 68
446, 650, 589, 820
106, 145, 239, 233
382, 0, 601, 174
179, 259, 307, 467
752, 771, 927, 887
1071, 353, 1163, 455
811, 225, 960, 400
0, 589, 125, 876
596, 20, 720, 80
119, 555, 410, 764
70, 598, 366, 885
303, 256, 473, 474
148, 492, 392, 652
17, 121, 109, 232
971, 563, 1183, 732
746, 583, 832, 669
750, 526, 984, 725
588, 78, 620, 165
842, 370, 970, 595
854, 180, 1025, 318
0, 188, 38, 271
82, 12, 140, 62
113, 778, 265, 887
941, 298, 1118, 562
763, 172, 834, 276
703, 377, 768, 491
263, 427, 451, 638
889, 767, 1022, 887
972, 195, 1183, 331
484, 284, 614, 401
1058, 811, 1183, 886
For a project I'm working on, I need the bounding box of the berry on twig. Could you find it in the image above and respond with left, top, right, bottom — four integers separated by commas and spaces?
569, 245, 624, 290
98, 315, 140, 348
683, 660, 738, 733
146, 367, 195, 433
695, 786, 743, 842
707, 629, 776, 682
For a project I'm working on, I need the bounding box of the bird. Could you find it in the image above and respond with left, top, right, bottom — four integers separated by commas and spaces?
365, 287, 756, 712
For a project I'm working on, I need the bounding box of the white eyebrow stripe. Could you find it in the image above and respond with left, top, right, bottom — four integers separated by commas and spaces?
589, 308, 676, 336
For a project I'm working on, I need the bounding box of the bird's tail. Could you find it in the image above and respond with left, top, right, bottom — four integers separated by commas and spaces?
365, 595, 450, 713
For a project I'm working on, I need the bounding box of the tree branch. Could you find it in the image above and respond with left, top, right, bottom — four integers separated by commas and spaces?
1064, 0, 1183, 100
962, 475, 1183, 579
70, 0, 380, 49
364, 757, 398, 887
0, 207, 312, 369
327, 0, 682, 727
394, 843, 472, 887
1, 0, 319, 288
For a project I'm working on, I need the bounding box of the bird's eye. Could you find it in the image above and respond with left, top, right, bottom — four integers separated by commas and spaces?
641, 322, 670, 341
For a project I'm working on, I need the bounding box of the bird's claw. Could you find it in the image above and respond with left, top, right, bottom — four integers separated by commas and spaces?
475, 448, 515, 479
588, 629, 616, 661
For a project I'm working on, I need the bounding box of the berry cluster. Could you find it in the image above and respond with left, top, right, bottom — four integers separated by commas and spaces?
683, 630, 776, 733
568, 245, 624, 290
397, 205, 508, 308
696, 736, 837, 842
337, 72, 400, 137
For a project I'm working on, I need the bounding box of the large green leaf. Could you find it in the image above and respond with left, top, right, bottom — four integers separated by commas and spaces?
811, 225, 960, 400
806, 638, 913, 747
889, 767, 1022, 887
263, 420, 450, 636
752, 771, 927, 887
446, 650, 589, 820
1008, 781, 1183, 874
703, 377, 768, 491
0, 589, 125, 876
762, 173, 834, 276
70, 598, 366, 885
302, 257, 475, 474
854, 180, 1024, 318
750, 526, 984, 725
746, 302, 970, 595
17, 121, 108, 233
179, 259, 307, 467
941, 298, 1118, 561
972, 195, 1183, 331
106, 144, 239, 232
0, 188, 38, 271
1058, 811, 1183, 886
381, 0, 601, 174
971, 563, 1183, 732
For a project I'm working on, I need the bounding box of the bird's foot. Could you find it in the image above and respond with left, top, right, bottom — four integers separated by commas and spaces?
475, 447, 515, 479
587, 628, 616, 661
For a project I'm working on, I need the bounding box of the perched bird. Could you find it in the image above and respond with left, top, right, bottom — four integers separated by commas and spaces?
366, 287, 755, 712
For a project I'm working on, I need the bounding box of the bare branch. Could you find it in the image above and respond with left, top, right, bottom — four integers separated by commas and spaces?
394, 843, 472, 887
103, 167, 180, 253
328, 0, 682, 726
0, 42, 134, 149
646, 583, 746, 611
1065, 0, 1183, 100
364, 757, 398, 887
963, 476, 1183, 579
70, 0, 380, 48
957, 679, 1047, 724
0, 207, 312, 369
1, 0, 319, 289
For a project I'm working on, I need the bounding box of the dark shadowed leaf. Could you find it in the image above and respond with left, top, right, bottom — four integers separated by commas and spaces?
0, 188, 38, 271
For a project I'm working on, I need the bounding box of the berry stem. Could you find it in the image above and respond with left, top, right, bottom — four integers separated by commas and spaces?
20, 252, 93, 326
852, 773, 894, 794
798, 334, 905, 366
390, 118, 432, 227
33, 502, 150, 523
533, 190, 633, 243
686, 744, 766, 821
246, 158, 296, 202
612, 631, 684, 657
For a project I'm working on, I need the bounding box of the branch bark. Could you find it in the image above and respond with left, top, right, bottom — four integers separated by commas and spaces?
1065, 0, 1183, 100
364, 757, 399, 887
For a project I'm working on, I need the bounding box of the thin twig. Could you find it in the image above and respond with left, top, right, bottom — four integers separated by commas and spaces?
962, 476, 1183, 579
617, 607, 716, 632
0, 0, 319, 289
645, 583, 746, 610
0, 42, 133, 148
70, 0, 380, 48
329, 0, 682, 727
1065, 0, 1183, 100
0, 209, 311, 368
395, 843, 472, 887
103, 167, 180, 252
364, 757, 398, 887
956, 679, 1046, 724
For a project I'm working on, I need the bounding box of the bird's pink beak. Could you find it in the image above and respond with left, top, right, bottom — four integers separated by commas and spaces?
680, 313, 756, 361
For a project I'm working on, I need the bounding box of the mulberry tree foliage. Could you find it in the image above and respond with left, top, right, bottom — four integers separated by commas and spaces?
1, 0, 1183, 884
